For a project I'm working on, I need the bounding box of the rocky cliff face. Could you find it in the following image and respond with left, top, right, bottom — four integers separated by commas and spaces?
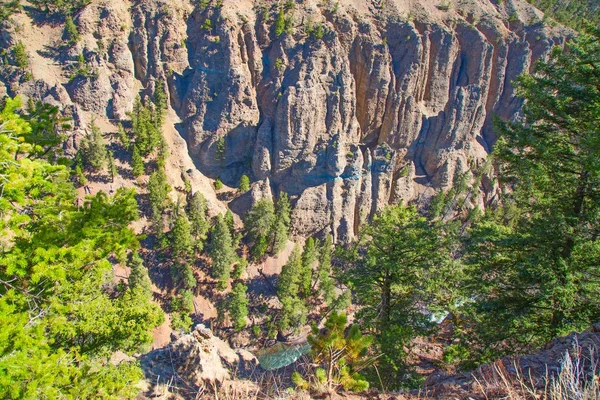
0, 0, 569, 242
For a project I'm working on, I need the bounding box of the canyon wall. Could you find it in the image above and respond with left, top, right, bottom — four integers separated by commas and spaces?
0, 0, 569, 242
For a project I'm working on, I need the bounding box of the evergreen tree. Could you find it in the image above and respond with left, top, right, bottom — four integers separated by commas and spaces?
238, 174, 250, 192
245, 199, 276, 259
171, 212, 194, 260
299, 312, 372, 392
80, 119, 106, 170
278, 245, 302, 300
117, 122, 129, 149
64, 16, 80, 45
129, 96, 162, 157
272, 192, 291, 254
0, 97, 163, 397
11, 41, 29, 69
209, 215, 234, 291
341, 204, 453, 389
299, 237, 316, 297
107, 148, 117, 182
154, 79, 167, 126
131, 145, 144, 177
227, 283, 249, 331
317, 235, 335, 306
279, 296, 307, 333
274, 8, 285, 37
187, 192, 209, 251
147, 168, 171, 216
128, 253, 153, 297
466, 29, 600, 355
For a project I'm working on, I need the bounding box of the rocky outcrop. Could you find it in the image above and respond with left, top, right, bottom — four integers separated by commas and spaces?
140, 324, 258, 397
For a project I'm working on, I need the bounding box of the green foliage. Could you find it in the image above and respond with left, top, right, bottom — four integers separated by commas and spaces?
317, 234, 335, 305
128, 253, 153, 297
232, 257, 248, 279
209, 214, 234, 290
214, 178, 223, 190
129, 96, 164, 157
153, 79, 167, 126
171, 212, 195, 260
187, 192, 209, 250
215, 136, 225, 161
0, 98, 163, 397
302, 312, 372, 392
0, 0, 20, 23
272, 192, 291, 253
277, 246, 308, 333
80, 119, 107, 170
117, 122, 130, 148
202, 18, 212, 31
64, 16, 80, 45
275, 57, 284, 71
525, 0, 600, 29
171, 311, 192, 332
227, 283, 249, 331
148, 168, 171, 217
341, 204, 455, 389
11, 41, 29, 69
238, 174, 250, 192
274, 9, 286, 37
465, 30, 600, 357
245, 199, 276, 259
107, 148, 117, 182
29, 0, 91, 15
131, 145, 144, 177
299, 237, 316, 297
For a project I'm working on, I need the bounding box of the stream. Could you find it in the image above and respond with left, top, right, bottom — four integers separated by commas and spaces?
255, 341, 311, 370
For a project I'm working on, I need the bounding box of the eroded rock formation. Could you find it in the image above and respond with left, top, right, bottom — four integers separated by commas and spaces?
0, 0, 570, 242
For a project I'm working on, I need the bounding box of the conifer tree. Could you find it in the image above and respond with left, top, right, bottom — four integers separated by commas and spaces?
300, 237, 316, 297
278, 245, 302, 299
274, 8, 286, 37
227, 283, 249, 331
107, 149, 117, 182
187, 192, 209, 251
209, 214, 234, 291
117, 122, 129, 149
239, 174, 250, 192
80, 119, 106, 170
171, 212, 194, 260
148, 168, 171, 216
128, 253, 153, 297
12, 41, 29, 69
131, 145, 144, 177
245, 199, 276, 259
272, 192, 291, 254
317, 234, 335, 305
154, 79, 167, 126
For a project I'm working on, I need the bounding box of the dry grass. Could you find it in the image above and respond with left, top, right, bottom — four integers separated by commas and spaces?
473, 341, 600, 400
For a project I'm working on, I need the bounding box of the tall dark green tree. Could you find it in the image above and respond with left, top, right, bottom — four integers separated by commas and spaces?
227, 283, 249, 331
128, 253, 153, 297
272, 192, 291, 254
209, 214, 234, 291
465, 29, 600, 356
299, 237, 316, 297
171, 212, 194, 260
245, 199, 276, 259
187, 192, 209, 251
341, 204, 453, 389
147, 168, 171, 216
80, 119, 106, 170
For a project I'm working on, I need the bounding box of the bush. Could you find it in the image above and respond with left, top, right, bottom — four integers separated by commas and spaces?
238, 174, 250, 192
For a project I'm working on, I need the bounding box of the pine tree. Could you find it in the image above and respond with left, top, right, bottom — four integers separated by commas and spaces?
117, 122, 129, 149
245, 199, 276, 259
107, 149, 117, 182
80, 119, 106, 170
466, 28, 600, 355
209, 214, 234, 291
148, 168, 171, 216
131, 145, 144, 177
64, 16, 80, 45
187, 192, 209, 250
305, 312, 372, 392
299, 237, 316, 297
272, 192, 291, 254
154, 79, 167, 126
171, 212, 194, 260
12, 41, 29, 69
225, 209, 235, 235
278, 245, 302, 299
274, 8, 286, 37
239, 174, 250, 192
128, 253, 153, 297
227, 283, 249, 331
317, 235, 335, 305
